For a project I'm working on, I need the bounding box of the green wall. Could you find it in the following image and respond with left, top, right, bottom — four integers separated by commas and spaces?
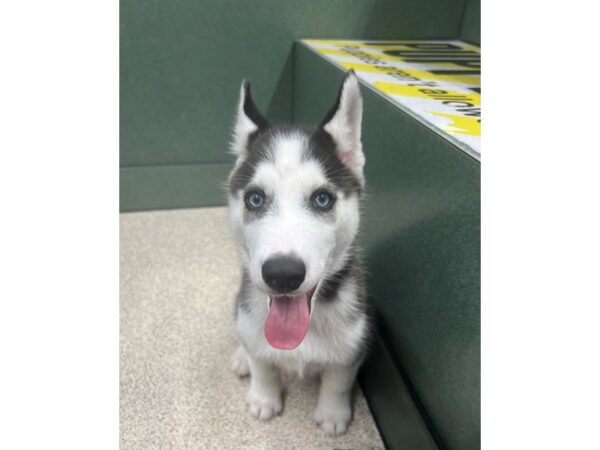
294, 43, 480, 450
120, 0, 467, 211
460, 0, 480, 44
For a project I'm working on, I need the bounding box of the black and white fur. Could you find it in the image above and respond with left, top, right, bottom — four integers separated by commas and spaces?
228, 71, 372, 436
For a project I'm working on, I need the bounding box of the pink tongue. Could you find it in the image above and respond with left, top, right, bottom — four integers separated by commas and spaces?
264, 294, 310, 350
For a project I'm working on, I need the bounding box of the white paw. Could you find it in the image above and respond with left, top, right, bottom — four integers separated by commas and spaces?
246, 390, 282, 421
314, 401, 352, 436
231, 346, 250, 377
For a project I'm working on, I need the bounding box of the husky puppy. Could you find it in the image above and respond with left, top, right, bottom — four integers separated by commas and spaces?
227, 71, 371, 436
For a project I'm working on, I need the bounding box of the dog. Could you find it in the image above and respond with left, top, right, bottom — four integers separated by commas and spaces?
227, 70, 372, 436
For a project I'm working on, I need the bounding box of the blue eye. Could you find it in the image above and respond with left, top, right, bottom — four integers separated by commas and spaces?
244, 190, 265, 210
312, 190, 335, 211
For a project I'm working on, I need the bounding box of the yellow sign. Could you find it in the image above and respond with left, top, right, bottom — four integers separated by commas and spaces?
302, 39, 481, 156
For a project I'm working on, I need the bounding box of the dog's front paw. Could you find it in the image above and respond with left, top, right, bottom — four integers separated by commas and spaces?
314, 400, 352, 436
246, 390, 282, 421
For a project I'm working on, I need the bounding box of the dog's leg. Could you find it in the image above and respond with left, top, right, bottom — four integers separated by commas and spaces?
246, 356, 283, 420
231, 344, 250, 377
314, 364, 358, 435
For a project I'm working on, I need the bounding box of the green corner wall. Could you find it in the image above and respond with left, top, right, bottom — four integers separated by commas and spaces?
460, 0, 481, 44
120, 0, 468, 211
294, 43, 480, 450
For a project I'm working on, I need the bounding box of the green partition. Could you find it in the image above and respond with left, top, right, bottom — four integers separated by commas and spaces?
120, 0, 468, 211
294, 42, 480, 450
460, 0, 480, 44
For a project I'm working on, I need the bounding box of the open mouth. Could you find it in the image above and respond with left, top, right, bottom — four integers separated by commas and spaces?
264, 287, 316, 350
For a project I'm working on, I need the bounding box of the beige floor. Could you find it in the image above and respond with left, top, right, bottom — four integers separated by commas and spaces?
120, 207, 384, 450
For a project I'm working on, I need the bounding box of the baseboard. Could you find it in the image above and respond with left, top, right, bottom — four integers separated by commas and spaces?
359, 332, 439, 450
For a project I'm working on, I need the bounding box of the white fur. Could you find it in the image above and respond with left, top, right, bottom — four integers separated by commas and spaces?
229, 132, 360, 300
234, 276, 366, 434
230, 83, 258, 160
314, 363, 359, 435
231, 344, 250, 378
322, 73, 365, 184
228, 76, 367, 436
246, 357, 283, 421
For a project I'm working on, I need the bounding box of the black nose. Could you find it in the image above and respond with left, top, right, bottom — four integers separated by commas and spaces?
262, 255, 306, 294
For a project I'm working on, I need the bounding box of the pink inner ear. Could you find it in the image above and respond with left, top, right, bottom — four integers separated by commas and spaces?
339, 151, 352, 165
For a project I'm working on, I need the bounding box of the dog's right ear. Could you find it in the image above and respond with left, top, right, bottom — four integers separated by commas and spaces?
231, 80, 269, 158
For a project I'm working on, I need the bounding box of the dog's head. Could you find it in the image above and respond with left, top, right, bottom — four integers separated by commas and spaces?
227, 72, 365, 350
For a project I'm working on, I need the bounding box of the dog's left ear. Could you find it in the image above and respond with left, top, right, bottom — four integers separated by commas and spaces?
231, 80, 269, 159
320, 70, 365, 181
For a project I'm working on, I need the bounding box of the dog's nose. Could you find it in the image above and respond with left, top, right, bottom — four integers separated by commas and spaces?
262, 255, 306, 294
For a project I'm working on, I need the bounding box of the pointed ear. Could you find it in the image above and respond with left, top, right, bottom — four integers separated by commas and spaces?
231, 80, 269, 158
320, 70, 365, 181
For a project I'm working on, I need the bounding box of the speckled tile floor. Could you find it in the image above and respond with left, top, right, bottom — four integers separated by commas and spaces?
120, 207, 384, 450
